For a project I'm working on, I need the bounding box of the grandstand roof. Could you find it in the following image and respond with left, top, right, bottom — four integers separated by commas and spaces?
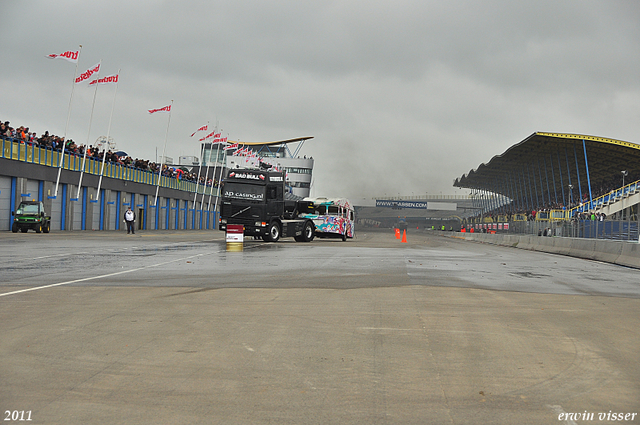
228, 136, 314, 147
454, 132, 640, 205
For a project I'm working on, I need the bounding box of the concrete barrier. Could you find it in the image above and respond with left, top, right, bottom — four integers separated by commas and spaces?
532, 235, 554, 252
549, 237, 572, 256
569, 238, 597, 260
517, 235, 536, 251
449, 232, 640, 269
616, 242, 640, 268
592, 239, 624, 264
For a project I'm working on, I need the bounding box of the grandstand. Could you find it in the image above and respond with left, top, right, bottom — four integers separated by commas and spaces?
454, 132, 640, 240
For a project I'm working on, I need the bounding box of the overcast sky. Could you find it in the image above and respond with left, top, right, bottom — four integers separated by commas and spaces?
1, 1, 639, 199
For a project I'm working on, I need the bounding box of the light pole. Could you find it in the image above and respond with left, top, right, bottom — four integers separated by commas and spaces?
568, 184, 573, 206
622, 170, 628, 187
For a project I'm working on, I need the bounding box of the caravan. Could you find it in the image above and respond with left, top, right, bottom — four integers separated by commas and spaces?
301, 198, 355, 241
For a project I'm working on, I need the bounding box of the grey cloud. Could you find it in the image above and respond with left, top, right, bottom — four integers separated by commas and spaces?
1, 0, 639, 199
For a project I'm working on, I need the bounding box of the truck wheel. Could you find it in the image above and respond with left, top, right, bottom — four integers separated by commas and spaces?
264, 222, 280, 242
295, 222, 315, 242
35, 223, 42, 233
43, 222, 50, 233
302, 221, 314, 242
11, 223, 18, 233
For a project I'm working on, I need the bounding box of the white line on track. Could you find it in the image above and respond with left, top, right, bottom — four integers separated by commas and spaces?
0, 249, 223, 298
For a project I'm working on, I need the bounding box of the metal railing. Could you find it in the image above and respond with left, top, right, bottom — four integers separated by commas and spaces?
568, 180, 640, 214
1, 137, 214, 195
374, 194, 471, 201
469, 217, 639, 242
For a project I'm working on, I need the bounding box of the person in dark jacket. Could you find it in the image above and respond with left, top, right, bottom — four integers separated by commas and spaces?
124, 206, 136, 234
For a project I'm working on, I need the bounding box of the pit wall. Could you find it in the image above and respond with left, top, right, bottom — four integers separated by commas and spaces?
448, 232, 640, 269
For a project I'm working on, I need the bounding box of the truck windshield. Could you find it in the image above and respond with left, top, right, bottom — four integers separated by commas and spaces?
223, 183, 265, 201
17, 204, 39, 214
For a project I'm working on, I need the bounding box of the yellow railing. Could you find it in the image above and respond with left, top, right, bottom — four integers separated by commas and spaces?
1, 138, 211, 194
568, 179, 640, 215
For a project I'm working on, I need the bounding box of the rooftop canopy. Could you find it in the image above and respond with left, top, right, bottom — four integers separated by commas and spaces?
454, 132, 640, 211
228, 136, 314, 147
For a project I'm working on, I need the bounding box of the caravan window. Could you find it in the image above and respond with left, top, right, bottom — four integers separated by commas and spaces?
328, 206, 339, 216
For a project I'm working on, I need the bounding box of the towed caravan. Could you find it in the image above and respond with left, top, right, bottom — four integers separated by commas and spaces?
300, 197, 355, 241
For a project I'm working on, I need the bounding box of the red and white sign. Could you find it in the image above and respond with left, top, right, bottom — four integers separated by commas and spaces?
226, 224, 244, 243
75, 62, 101, 84
88, 74, 119, 86
46, 50, 79, 63
148, 105, 171, 114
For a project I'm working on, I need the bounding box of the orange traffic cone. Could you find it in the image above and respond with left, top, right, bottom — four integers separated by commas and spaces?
401, 229, 407, 243
395, 228, 400, 239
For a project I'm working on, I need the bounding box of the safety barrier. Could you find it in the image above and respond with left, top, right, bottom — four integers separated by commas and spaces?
450, 231, 640, 269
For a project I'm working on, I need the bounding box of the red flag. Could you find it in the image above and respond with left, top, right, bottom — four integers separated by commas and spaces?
88, 74, 119, 86
190, 124, 208, 137
223, 142, 238, 151
75, 62, 101, 84
46, 50, 79, 63
148, 105, 171, 114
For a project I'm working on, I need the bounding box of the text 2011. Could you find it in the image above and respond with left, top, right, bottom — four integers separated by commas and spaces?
4, 411, 32, 421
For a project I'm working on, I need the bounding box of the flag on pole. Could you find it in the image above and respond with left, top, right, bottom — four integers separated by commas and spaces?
46, 50, 79, 63
190, 124, 208, 137
148, 105, 171, 114
223, 142, 238, 151
198, 130, 216, 142
89, 74, 119, 86
75, 62, 101, 84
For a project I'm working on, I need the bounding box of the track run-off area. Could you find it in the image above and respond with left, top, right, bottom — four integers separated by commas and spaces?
1, 229, 638, 425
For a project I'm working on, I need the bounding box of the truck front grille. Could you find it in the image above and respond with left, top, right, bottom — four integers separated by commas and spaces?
222, 203, 259, 220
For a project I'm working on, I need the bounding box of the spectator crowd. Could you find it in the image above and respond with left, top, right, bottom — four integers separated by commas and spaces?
1, 118, 218, 187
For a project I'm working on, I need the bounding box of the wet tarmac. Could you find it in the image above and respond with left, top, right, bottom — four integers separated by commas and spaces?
1, 229, 638, 424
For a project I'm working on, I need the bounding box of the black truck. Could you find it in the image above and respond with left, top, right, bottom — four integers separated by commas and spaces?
218, 168, 316, 242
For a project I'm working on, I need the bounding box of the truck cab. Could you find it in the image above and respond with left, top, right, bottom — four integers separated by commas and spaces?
219, 168, 315, 242
12, 201, 51, 233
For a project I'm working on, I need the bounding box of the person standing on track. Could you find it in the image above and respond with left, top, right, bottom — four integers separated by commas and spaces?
124, 206, 136, 234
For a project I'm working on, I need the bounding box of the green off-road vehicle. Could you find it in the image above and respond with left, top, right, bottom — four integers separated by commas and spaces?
11, 201, 51, 233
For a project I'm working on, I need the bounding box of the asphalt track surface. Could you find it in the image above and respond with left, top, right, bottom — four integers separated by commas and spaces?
1, 229, 638, 425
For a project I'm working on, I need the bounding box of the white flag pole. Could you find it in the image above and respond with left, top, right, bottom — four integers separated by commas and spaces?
192, 121, 208, 205
54, 44, 82, 198
76, 59, 101, 200
154, 100, 174, 207
96, 68, 121, 201
200, 127, 218, 210
207, 139, 223, 210
213, 134, 229, 217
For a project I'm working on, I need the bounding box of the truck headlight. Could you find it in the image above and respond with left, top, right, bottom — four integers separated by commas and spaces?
220, 219, 227, 224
